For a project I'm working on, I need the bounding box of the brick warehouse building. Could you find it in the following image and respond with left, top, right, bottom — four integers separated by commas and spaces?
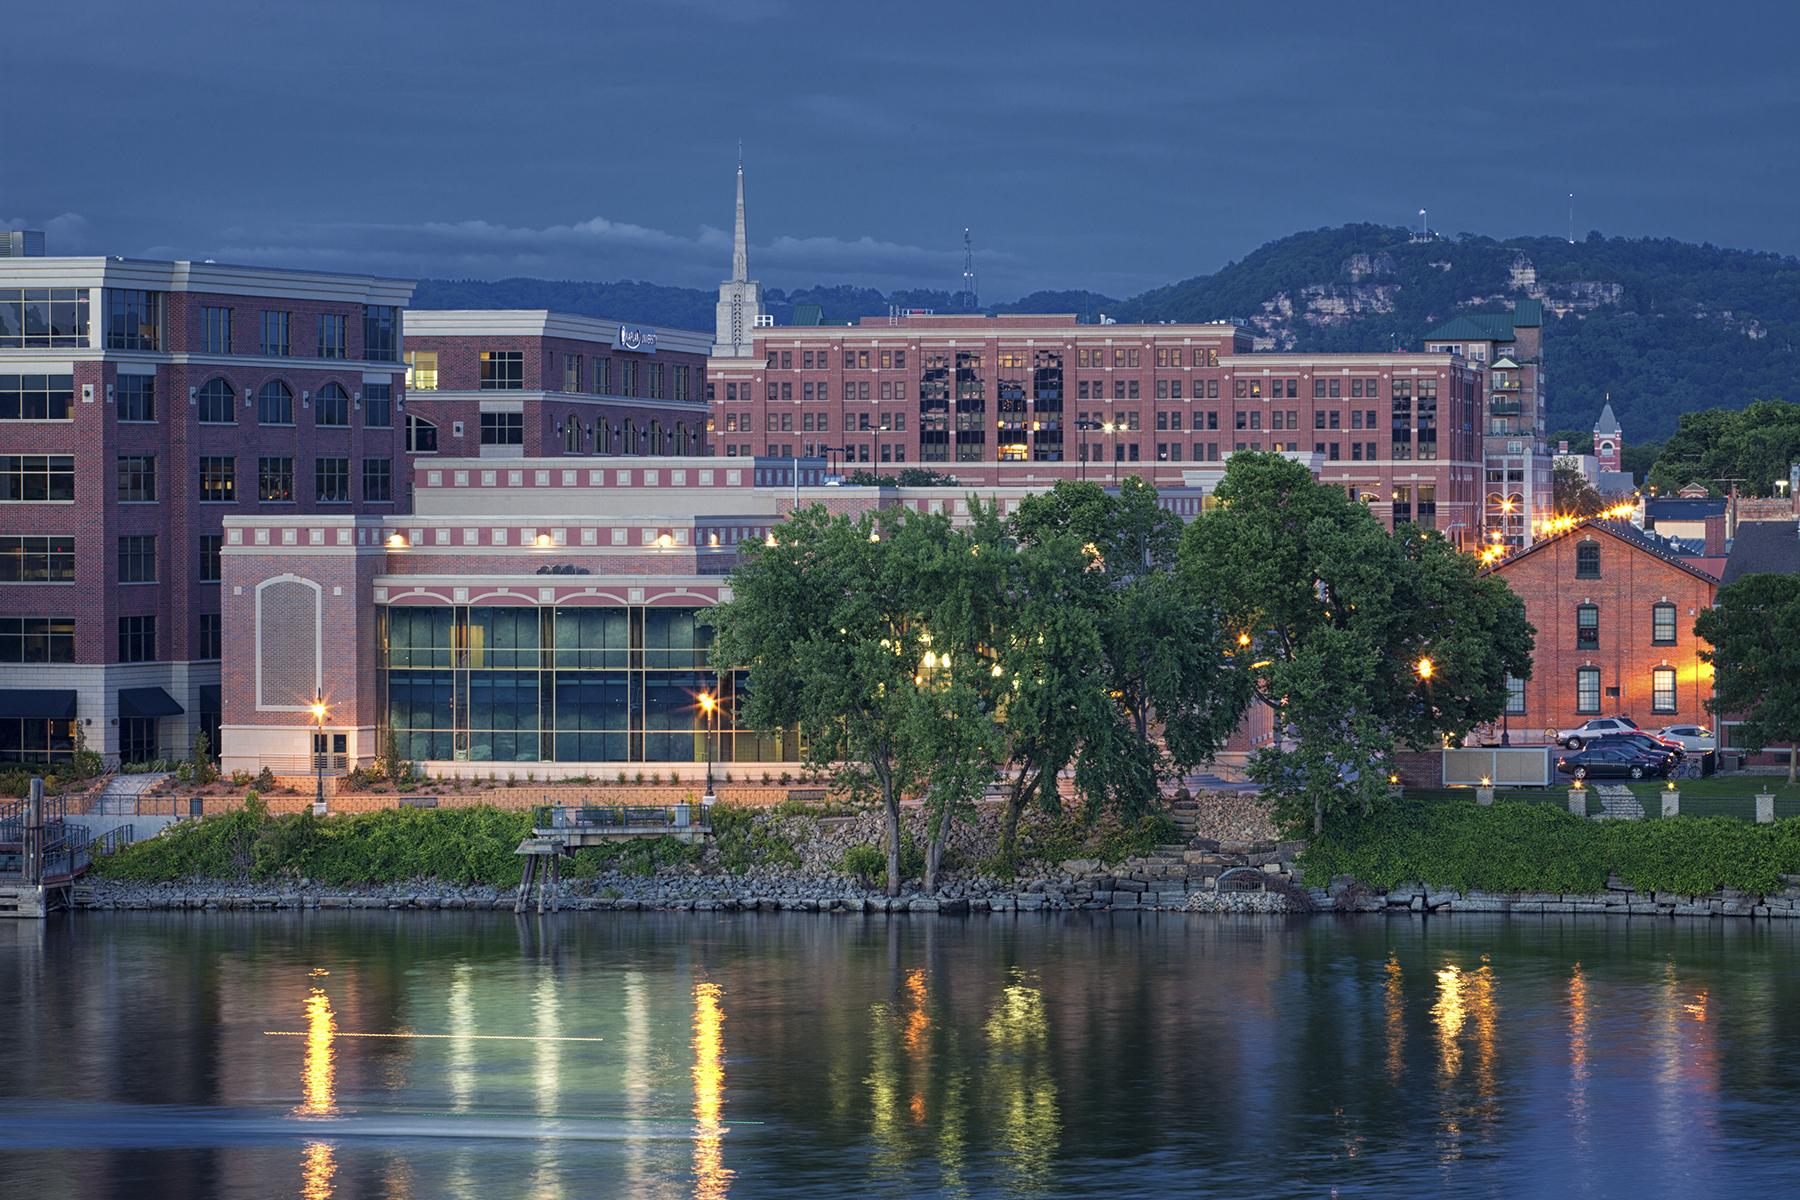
704, 164, 1484, 543
216, 455, 1216, 776
0, 252, 414, 765
706, 312, 1486, 543
400, 310, 710, 461
1483, 517, 1718, 740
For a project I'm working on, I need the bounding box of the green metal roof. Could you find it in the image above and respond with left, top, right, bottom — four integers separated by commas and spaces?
1425, 313, 1519, 343
1427, 298, 1542, 344
790, 303, 824, 327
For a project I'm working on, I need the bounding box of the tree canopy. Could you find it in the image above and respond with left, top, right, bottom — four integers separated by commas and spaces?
717, 458, 1538, 868
1645, 399, 1800, 497
1696, 573, 1800, 783
1179, 454, 1534, 833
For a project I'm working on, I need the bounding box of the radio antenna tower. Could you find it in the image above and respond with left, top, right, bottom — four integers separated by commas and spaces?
1567, 192, 1575, 244
960, 227, 979, 312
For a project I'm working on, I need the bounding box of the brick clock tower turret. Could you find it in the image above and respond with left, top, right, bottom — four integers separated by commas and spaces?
1593, 400, 1622, 473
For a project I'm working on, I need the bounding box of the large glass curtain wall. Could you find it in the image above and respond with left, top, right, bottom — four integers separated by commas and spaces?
384, 605, 794, 764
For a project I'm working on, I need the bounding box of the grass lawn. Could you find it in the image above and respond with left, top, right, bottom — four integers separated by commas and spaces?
1410, 777, 1800, 820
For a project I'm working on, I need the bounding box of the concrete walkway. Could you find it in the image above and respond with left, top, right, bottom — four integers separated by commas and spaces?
90, 772, 170, 816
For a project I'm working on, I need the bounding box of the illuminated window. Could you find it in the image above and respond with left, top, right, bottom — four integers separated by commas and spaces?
1651, 667, 1677, 714
405, 350, 439, 391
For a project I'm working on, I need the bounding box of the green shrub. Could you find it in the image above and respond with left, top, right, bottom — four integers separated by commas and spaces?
564, 836, 702, 878
1300, 799, 1800, 896
840, 843, 885, 886
711, 804, 802, 873
96, 802, 536, 888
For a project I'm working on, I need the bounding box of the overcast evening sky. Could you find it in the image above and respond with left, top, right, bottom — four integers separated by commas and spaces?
4, 1, 1797, 300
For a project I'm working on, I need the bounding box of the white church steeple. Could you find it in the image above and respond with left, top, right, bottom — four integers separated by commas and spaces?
713, 149, 764, 358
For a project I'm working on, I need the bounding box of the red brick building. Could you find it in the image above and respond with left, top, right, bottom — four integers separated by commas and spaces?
707, 312, 1484, 542
1484, 518, 1718, 740
401, 310, 709, 462
0, 253, 413, 764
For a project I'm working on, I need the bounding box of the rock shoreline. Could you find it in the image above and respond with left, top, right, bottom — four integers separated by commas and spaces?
1321, 874, 1800, 919
77, 874, 1297, 915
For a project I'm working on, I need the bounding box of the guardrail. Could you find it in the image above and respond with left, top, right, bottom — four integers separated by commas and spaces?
253, 755, 352, 775
0, 793, 67, 843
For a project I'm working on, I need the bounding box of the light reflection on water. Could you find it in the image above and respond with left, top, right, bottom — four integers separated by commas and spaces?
5, 913, 1800, 1199
692, 980, 732, 1200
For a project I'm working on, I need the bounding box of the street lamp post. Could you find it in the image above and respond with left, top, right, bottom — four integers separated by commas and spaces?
698, 690, 717, 805
1075, 418, 1101, 482
309, 698, 328, 816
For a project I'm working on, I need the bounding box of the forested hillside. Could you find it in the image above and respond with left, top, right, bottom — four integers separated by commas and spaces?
413, 225, 1800, 439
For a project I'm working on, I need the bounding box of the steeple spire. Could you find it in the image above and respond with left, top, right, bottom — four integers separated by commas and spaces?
731, 152, 749, 283
713, 148, 764, 359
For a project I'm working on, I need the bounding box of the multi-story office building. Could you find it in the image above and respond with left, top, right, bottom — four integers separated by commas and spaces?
703, 164, 1482, 542
218, 456, 1212, 775
400, 310, 710, 462
0, 246, 414, 764
1424, 300, 1554, 548
707, 312, 1484, 542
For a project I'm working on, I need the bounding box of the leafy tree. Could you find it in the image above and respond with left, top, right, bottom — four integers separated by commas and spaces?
1179, 453, 1532, 834
1010, 479, 1250, 845
1646, 399, 1800, 496
1696, 574, 1800, 783
1553, 463, 1607, 517
842, 467, 960, 487
709, 504, 1008, 894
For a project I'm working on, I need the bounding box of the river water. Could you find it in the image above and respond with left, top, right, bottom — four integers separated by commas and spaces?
2, 912, 1796, 1198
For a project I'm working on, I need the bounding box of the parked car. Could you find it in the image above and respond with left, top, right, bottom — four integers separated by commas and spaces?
1656, 724, 1717, 753
1587, 730, 1686, 762
1555, 745, 1674, 780
1555, 716, 1642, 749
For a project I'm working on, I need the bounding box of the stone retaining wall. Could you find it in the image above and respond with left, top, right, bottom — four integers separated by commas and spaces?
78, 877, 1294, 916
1319, 874, 1800, 918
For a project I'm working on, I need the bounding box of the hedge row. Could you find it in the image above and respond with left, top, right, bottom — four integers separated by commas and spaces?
94, 800, 704, 888
1302, 799, 1800, 896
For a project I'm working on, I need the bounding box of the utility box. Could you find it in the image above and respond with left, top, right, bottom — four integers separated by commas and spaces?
1442, 746, 1554, 788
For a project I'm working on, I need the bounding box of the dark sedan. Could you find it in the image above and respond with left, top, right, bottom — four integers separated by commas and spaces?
1556, 745, 1674, 780
1587, 731, 1686, 763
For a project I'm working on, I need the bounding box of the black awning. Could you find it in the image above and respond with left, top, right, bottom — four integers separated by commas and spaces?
119, 687, 185, 718
0, 689, 77, 719
198, 685, 221, 713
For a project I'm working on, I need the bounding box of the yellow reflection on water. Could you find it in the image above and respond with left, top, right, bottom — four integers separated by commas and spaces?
297, 983, 338, 1117
1433, 965, 1465, 1081
1432, 957, 1500, 1165
984, 969, 1059, 1194
1569, 962, 1589, 1143
1384, 953, 1405, 1082
903, 968, 931, 1122
1469, 956, 1498, 1105
296, 975, 338, 1200
301, 1139, 336, 1200
692, 980, 733, 1200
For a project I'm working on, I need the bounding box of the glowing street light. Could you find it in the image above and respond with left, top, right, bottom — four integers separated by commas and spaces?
697, 691, 717, 803
1416, 657, 1434, 681
309, 697, 329, 816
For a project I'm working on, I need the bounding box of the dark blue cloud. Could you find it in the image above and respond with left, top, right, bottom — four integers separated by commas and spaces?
2, 0, 1794, 298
